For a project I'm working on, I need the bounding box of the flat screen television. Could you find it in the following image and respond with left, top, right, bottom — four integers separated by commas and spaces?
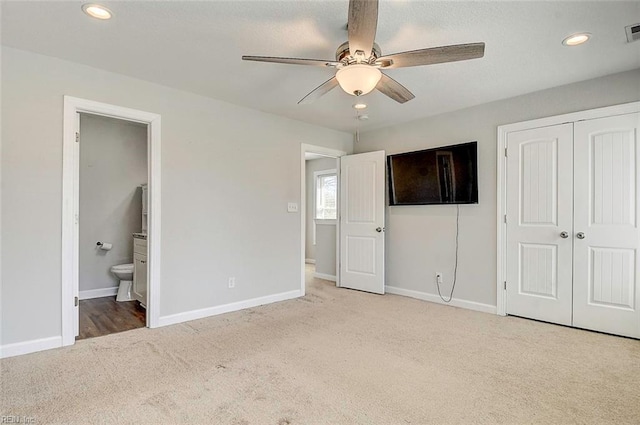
387, 141, 478, 205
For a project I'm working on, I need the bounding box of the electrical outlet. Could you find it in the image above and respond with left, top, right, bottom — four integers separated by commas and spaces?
228, 277, 235, 288
436, 272, 443, 284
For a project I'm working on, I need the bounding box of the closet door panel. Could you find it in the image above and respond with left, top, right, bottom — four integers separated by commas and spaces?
505, 124, 574, 325
573, 112, 640, 338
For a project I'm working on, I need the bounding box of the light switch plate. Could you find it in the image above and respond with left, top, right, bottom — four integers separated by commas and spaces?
287, 202, 298, 213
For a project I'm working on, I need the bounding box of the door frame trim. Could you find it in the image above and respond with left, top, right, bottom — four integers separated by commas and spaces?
62, 96, 162, 346
496, 101, 640, 316
300, 144, 347, 296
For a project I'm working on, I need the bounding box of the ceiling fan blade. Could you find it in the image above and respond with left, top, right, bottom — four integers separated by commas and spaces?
348, 0, 378, 58
242, 56, 340, 67
376, 42, 485, 69
298, 77, 339, 105
376, 73, 415, 104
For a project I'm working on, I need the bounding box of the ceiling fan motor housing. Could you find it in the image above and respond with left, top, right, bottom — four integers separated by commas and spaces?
336, 41, 382, 64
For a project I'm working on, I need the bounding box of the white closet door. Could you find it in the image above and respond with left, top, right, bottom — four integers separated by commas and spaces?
506, 124, 574, 325
573, 112, 640, 338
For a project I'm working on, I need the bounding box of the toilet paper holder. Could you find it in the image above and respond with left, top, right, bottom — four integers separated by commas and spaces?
96, 241, 113, 251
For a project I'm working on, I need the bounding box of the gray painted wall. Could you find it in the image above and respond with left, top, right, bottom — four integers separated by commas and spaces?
356, 68, 640, 308
79, 114, 147, 292
304, 157, 337, 261
1, 47, 352, 346
315, 223, 336, 277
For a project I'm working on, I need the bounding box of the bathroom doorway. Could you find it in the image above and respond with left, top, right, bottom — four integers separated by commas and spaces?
62, 97, 161, 347
76, 113, 148, 339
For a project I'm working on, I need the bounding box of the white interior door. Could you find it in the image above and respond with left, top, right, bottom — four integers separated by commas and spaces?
339, 150, 385, 294
506, 124, 574, 325
573, 112, 640, 338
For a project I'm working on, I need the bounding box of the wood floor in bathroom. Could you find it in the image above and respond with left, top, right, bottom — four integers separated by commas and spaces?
77, 297, 146, 340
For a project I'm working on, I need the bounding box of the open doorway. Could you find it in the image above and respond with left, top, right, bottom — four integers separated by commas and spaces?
62, 96, 161, 347
76, 113, 148, 340
305, 154, 338, 290
300, 144, 346, 295
301, 145, 387, 296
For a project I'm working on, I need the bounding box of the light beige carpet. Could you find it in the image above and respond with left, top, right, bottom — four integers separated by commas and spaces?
1, 267, 639, 424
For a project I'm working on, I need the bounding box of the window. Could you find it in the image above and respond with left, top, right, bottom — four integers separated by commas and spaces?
315, 171, 337, 220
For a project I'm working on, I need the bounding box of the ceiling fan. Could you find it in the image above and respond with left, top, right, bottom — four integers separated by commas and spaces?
242, 0, 485, 105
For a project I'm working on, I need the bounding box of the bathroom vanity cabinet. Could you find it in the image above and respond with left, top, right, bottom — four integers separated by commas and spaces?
133, 236, 148, 307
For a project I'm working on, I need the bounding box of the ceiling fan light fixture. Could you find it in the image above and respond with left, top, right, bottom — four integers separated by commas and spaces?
82, 3, 112, 20
336, 65, 382, 96
562, 32, 591, 46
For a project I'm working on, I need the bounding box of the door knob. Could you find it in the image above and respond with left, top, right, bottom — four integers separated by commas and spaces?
376, 227, 383, 233
560, 231, 569, 239
576, 232, 585, 240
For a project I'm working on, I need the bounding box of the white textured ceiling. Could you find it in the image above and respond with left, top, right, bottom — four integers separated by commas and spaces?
2, 1, 639, 132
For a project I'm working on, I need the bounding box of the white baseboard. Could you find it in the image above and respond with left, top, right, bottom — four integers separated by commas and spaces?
0, 336, 62, 359
158, 289, 302, 327
79, 287, 118, 300
314, 272, 336, 282
305, 258, 316, 264
385, 285, 497, 315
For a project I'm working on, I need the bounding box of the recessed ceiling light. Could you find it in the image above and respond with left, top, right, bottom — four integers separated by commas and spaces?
82, 4, 113, 20
562, 32, 591, 46
353, 103, 368, 110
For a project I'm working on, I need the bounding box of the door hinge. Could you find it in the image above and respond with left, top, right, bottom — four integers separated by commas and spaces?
503, 281, 507, 291
74, 296, 79, 307
504, 147, 508, 157
75, 132, 80, 143
504, 214, 507, 224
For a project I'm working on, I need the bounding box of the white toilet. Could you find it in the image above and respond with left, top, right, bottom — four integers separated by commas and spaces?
111, 263, 134, 302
